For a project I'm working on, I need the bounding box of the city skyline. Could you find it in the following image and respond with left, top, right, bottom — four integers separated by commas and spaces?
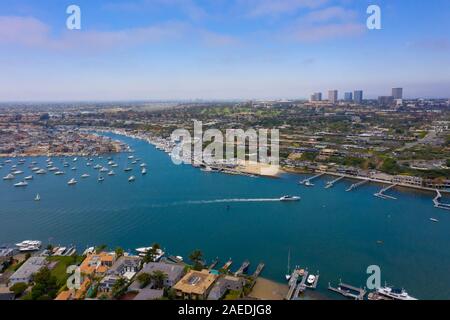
0, 0, 449, 101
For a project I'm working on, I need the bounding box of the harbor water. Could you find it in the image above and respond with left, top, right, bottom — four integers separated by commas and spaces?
0, 133, 449, 299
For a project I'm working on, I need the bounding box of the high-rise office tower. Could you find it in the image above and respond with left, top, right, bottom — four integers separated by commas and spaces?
344, 92, 353, 102
328, 90, 338, 104
310, 92, 322, 102
354, 90, 363, 104
392, 88, 403, 100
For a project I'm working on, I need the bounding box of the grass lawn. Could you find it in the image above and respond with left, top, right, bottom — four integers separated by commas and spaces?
47, 256, 84, 287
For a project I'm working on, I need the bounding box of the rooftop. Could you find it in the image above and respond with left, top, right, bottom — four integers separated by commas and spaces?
173, 269, 218, 296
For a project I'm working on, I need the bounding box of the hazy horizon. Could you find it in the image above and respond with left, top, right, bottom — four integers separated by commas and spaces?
1, 0, 449, 101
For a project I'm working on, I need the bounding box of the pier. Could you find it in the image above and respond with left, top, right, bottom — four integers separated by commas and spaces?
235, 260, 250, 276
286, 269, 300, 300
433, 190, 450, 210
300, 173, 325, 186
346, 179, 370, 192
286, 268, 319, 300
328, 281, 366, 300
325, 175, 344, 189
374, 184, 397, 200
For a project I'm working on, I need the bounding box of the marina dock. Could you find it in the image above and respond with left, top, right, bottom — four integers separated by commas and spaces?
208, 257, 219, 270
433, 190, 450, 210
286, 268, 319, 300
346, 179, 370, 192
325, 175, 344, 189
222, 258, 233, 270
235, 260, 251, 276
252, 262, 265, 279
374, 184, 397, 200
328, 281, 366, 300
300, 173, 325, 186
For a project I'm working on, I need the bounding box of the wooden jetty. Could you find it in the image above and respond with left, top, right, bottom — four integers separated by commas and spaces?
252, 262, 265, 278
286, 269, 300, 300
235, 260, 251, 276
433, 189, 450, 210
346, 179, 370, 192
286, 268, 319, 300
300, 173, 325, 185
325, 175, 344, 189
374, 184, 397, 200
328, 281, 366, 300
208, 257, 220, 270
222, 258, 233, 270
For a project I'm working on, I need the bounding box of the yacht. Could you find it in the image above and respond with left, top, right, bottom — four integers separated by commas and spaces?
108, 170, 115, 176
124, 168, 132, 172
73, 157, 78, 162
54, 171, 65, 176
3, 173, 15, 180
307, 274, 316, 285
34, 193, 41, 201
430, 218, 439, 223
14, 181, 28, 187
98, 176, 105, 182
24, 175, 33, 180
108, 161, 114, 166
31, 167, 40, 172
68, 178, 77, 185
280, 195, 301, 202
36, 169, 47, 175
376, 287, 417, 300
135, 247, 165, 260
100, 167, 109, 173
93, 164, 102, 170
128, 176, 136, 182
81, 174, 90, 178
140, 163, 147, 168
131, 160, 137, 165
63, 163, 69, 167
86, 162, 91, 166
111, 163, 118, 168
304, 181, 314, 187
71, 167, 77, 171
12, 170, 24, 175
128, 155, 134, 160
48, 167, 58, 172
141, 168, 147, 175
16, 240, 42, 251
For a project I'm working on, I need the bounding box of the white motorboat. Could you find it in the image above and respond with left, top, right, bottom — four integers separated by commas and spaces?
24, 175, 33, 180
141, 168, 147, 175
307, 274, 316, 285
3, 173, 15, 180
135, 247, 165, 260
81, 174, 90, 178
376, 286, 417, 300
54, 171, 65, 176
128, 176, 136, 182
108, 170, 115, 176
36, 169, 47, 175
12, 170, 24, 175
34, 193, 41, 201
14, 181, 28, 187
100, 167, 108, 173
98, 176, 105, 182
280, 195, 301, 202
124, 168, 132, 172
68, 178, 77, 185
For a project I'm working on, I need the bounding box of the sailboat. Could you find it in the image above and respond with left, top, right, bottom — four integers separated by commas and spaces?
34, 193, 41, 201
285, 249, 291, 281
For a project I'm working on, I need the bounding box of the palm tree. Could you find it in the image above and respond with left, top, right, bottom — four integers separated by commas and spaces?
143, 243, 161, 263
136, 272, 152, 289
115, 247, 124, 258
189, 249, 204, 270
151, 271, 168, 289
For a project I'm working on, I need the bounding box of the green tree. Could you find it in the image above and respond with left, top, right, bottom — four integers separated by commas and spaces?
10, 282, 28, 297
189, 250, 204, 270
137, 273, 152, 289
151, 271, 168, 289
95, 244, 107, 253
30, 267, 58, 300
143, 243, 161, 263
111, 278, 127, 299
115, 247, 124, 258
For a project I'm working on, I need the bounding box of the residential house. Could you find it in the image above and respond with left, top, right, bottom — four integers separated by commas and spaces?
9, 256, 47, 285
207, 275, 245, 300
173, 269, 218, 300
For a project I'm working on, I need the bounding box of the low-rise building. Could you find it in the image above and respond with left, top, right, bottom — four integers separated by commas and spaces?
173, 269, 218, 300
107, 255, 141, 280
207, 275, 245, 300
79, 252, 116, 276
98, 275, 121, 293
9, 256, 47, 285
130, 262, 185, 290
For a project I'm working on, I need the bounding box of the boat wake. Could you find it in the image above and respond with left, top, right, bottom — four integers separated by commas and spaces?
183, 198, 281, 205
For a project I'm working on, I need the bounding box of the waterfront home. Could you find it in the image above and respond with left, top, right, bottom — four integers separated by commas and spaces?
79, 252, 116, 276
8, 256, 47, 285
98, 275, 122, 294
173, 269, 218, 300
207, 275, 245, 300
130, 261, 185, 290
107, 255, 141, 280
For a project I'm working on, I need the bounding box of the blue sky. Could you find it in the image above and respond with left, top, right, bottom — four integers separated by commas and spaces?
0, 0, 449, 101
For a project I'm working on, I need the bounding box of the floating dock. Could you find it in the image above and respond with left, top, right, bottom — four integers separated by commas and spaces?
300, 173, 325, 186
433, 190, 450, 210
328, 281, 366, 300
286, 268, 319, 300
222, 258, 233, 270
235, 260, 250, 276
325, 175, 344, 189
374, 184, 397, 200
346, 179, 370, 192
208, 257, 219, 270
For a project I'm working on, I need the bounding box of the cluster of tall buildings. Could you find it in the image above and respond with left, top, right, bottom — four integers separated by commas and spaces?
309, 88, 403, 105
310, 90, 363, 104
